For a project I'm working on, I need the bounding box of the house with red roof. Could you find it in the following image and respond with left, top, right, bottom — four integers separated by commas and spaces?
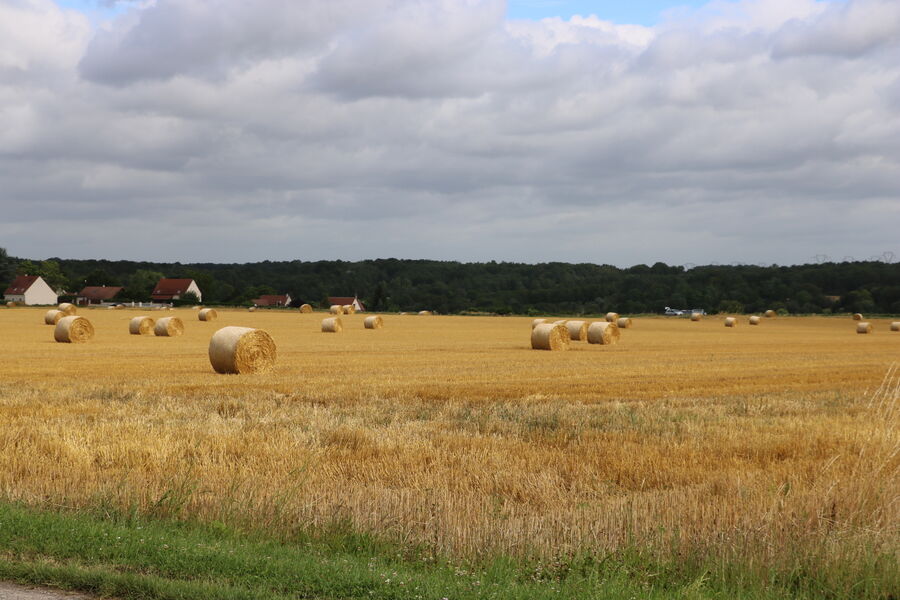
4, 275, 58, 305
252, 294, 292, 307
151, 278, 202, 303
77, 285, 124, 305
327, 296, 366, 312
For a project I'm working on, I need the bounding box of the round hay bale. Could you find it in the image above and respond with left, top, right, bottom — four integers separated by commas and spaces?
364, 315, 384, 329
192, 306, 201, 310
208, 326, 276, 375
5, 301, 14, 308
418, 310, 433, 316
198, 308, 218, 322
129, 316, 155, 335
342, 304, 355, 315
329, 305, 343, 315
531, 322, 570, 351
724, 317, 737, 327
616, 317, 632, 329
587, 321, 620, 345
690, 312, 702, 321
299, 303, 313, 313
531, 318, 547, 329
856, 322, 872, 334
44, 309, 64, 325
853, 313, 863, 321
248, 306, 256, 312
605, 312, 619, 323
749, 316, 761, 325
54, 315, 94, 343
890, 322, 899, 332
566, 320, 588, 341
552, 319, 567, 326
57, 303, 76, 316
154, 317, 184, 337
764, 310, 776, 318
322, 317, 343, 332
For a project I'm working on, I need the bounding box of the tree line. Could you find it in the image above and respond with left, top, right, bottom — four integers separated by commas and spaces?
1, 248, 898, 315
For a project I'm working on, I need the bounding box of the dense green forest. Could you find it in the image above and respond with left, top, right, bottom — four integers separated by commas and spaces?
1, 247, 898, 314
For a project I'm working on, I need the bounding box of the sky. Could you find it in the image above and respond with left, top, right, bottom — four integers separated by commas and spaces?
1, 0, 898, 267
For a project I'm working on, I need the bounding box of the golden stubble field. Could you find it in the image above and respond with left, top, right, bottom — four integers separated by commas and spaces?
1, 307, 897, 569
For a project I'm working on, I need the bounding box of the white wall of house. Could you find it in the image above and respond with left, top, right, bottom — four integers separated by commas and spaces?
5, 277, 58, 305
185, 280, 202, 303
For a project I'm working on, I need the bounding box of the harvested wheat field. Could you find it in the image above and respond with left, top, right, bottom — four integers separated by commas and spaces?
0, 308, 897, 586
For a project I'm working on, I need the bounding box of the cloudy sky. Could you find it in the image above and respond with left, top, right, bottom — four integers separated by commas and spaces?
1, 0, 898, 266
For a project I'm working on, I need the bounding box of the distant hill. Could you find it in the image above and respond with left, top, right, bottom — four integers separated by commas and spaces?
3, 250, 898, 315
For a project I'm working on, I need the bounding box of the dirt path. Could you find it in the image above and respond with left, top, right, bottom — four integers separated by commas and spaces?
0, 583, 94, 600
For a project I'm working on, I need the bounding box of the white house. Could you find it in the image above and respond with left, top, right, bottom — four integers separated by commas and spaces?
151, 278, 202, 303
4, 275, 58, 305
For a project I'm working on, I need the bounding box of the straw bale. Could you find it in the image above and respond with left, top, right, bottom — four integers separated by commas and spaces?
57, 303, 76, 316
5, 301, 14, 307
419, 310, 433, 316
749, 316, 761, 325
299, 304, 313, 313
364, 315, 384, 329
54, 315, 94, 343
198, 308, 218, 322
853, 313, 863, 321
616, 317, 632, 329
44, 310, 64, 325
330, 305, 342, 315
764, 310, 776, 318
856, 322, 872, 334
552, 319, 567, 326
605, 312, 619, 322
208, 326, 276, 375
566, 320, 588, 341
587, 321, 620, 345
342, 304, 355, 315
690, 312, 702, 321
154, 317, 184, 337
128, 316, 155, 335
248, 306, 256, 312
531, 323, 570, 351
890, 322, 899, 332
724, 317, 737, 327
322, 317, 343, 333
531, 318, 547, 329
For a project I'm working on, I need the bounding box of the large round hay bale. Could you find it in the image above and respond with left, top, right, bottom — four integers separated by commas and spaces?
329, 305, 342, 315
853, 313, 863, 321
248, 306, 256, 312
605, 312, 619, 323
364, 315, 383, 329
154, 317, 184, 337
418, 310, 433, 316
587, 321, 620, 345
322, 317, 343, 332
54, 315, 94, 343
749, 316, 761, 325
552, 319, 567, 326
690, 312, 702, 321
724, 317, 737, 327
44, 309, 64, 325
616, 317, 632, 329
531, 323, 570, 351
565, 320, 588, 341
208, 326, 276, 375
198, 308, 218, 322
57, 302, 76, 316
890, 322, 899, 332
5, 301, 14, 308
299, 303, 313, 313
764, 310, 776, 318
856, 322, 872, 334
531, 318, 547, 329
342, 304, 355, 315
129, 316, 155, 335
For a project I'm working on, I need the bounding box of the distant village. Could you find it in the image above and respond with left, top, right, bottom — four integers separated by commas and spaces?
4, 274, 364, 311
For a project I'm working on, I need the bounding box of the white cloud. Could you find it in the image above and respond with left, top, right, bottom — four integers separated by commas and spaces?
0, 0, 897, 265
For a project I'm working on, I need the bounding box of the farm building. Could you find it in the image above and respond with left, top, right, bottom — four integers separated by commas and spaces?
327, 296, 366, 312
77, 285, 123, 305
252, 294, 292, 307
151, 278, 202, 303
3, 275, 58, 305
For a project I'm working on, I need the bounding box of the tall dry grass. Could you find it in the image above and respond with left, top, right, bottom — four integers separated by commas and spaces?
0, 309, 896, 582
